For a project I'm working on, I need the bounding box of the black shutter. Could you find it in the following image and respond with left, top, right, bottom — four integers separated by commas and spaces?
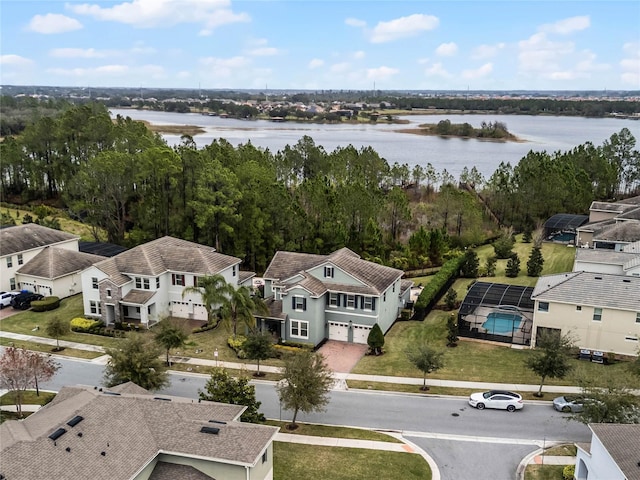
372, 298, 376, 311
337, 294, 340, 307
302, 298, 307, 311
292, 297, 295, 310
359, 296, 364, 309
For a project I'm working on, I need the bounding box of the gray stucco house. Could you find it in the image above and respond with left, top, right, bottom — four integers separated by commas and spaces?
259, 247, 412, 346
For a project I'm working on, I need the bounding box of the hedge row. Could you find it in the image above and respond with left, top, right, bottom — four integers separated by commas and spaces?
413, 255, 465, 320
31, 296, 60, 312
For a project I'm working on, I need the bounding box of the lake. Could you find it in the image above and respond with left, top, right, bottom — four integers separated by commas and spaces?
109, 108, 639, 180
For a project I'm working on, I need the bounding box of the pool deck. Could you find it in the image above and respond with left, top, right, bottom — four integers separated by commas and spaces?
462, 306, 533, 344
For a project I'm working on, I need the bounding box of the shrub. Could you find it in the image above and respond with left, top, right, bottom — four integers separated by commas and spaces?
70, 317, 100, 331
493, 235, 515, 259
228, 335, 248, 358
192, 323, 217, 334
414, 255, 465, 320
31, 296, 60, 312
562, 464, 575, 480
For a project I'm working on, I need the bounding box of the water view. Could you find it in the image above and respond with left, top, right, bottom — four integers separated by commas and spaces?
110, 108, 639, 180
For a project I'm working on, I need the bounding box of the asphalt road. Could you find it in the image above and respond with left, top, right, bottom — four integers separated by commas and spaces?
38, 356, 591, 480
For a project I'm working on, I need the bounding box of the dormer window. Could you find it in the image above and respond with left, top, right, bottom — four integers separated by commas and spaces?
324, 266, 334, 278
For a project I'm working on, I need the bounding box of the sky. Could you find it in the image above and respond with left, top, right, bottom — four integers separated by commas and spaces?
1, 0, 639, 92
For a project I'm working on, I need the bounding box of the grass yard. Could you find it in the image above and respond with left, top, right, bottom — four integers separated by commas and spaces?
352, 310, 640, 389
265, 421, 403, 443
524, 465, 567, 480
0, 390, 56, 406
273, 443, 431, 480
0, 337, 102, 359
0, 205, 103, 241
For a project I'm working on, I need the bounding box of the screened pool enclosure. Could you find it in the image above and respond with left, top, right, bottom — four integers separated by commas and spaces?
457, 282, 535, 345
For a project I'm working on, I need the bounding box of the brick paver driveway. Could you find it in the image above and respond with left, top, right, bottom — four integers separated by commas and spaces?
318, 340, 368, 373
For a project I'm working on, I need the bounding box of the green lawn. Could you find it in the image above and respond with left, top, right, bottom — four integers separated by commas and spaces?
265, 420, 403, 443
274, 443, 431, 480
352, 311, 640, 389
0, 337, 102, 359
0, 390, 56, 406
524, 465, 566, 480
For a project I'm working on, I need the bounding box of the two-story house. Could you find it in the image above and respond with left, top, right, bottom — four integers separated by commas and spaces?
0, 223, 103, 298
259, 247, 412, 346
576, 196, 640, 250
573, 240, 640, 277
80, 236, 252, 327
530, 272, 640, 357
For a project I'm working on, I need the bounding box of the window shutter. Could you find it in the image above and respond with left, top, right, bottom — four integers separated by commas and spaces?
337, 294, 341, 307
372, 298, 376, 311
359, 296, 364, 309
302, 298, 307, 311
292, 297, 296, 310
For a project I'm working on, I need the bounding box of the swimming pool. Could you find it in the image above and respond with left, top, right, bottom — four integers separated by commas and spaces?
482, 311, 522, 335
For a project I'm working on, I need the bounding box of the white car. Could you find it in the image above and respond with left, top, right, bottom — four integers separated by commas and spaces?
0, 291, 20, 309
468, 390, 524, 412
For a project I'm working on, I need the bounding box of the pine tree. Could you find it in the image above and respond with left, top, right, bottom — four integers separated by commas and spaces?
367, 323, 385, 355
444, 288, 458, 310
527, 246, 545, 277
505, 253, 520, 278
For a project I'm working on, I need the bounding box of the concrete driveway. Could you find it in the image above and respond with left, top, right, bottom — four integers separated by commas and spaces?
318, 340, 368, 373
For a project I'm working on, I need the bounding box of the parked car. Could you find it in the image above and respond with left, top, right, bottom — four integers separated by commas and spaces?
0, 291, 20, 309
553, 395, 585, 413
10, 292, 44, 310
468, 390, 524, 412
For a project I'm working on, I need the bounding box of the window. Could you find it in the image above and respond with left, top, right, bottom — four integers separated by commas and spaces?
593, 308, 602, 321
392, 282, 396, 293
90, 301, 102, 315
363, 297, 373, 310
135, 277, 142, 288
324, 266, 334, 278
636, 312, 640, 324
17, 254, 23, 265
625, 336, 638, 342
6, 257, 12, 268
148, 306, 152, 315
143, 278, 149, 289
9, 278, 16, 290
293, 296, 306, 311
172, 274, 185, 286
576, 305, 582, 311
383, 292, 386, 302
232, 265, 237, 277
262, 450, 268, 464
92, 277, 98, 289
273, 287, 281, 300
106, 289, 112, 298
329, 292, 339, 307
156, 277, 160, 289
538, 302, 549, 312
291, 320, 309, 339
346, 295, 356, 309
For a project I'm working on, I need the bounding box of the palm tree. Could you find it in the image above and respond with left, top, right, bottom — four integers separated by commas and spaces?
154, 319, 189, 366
182, 274, 231, 326
220, 286, 269, 337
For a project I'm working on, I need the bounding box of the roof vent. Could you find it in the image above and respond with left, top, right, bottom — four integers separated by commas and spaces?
594, 276, 602, 280
102, 391, 121, 396
67, 416, 84, 427
49, 428, 67, 441
101, 451, 106, 456
200, 426, 220, 435
623, 279, 631, 283
153, 397, 171, 401
208, 420, 227, 425
65, 447, 71, 453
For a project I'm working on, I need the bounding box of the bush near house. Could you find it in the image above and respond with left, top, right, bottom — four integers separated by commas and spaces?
70, 317, 100, 331
31, 297, 60, 312
228, 335, 248, 358
413, 255, 465, 320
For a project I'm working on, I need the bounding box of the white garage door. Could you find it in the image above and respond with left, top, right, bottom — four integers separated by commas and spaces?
171, 302, 189, 318
352, 325, 371, 344
193, 305, 208, 321
328, 321, 349, 342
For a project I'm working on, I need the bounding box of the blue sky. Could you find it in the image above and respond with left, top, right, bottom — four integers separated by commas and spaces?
1, 0, 639, 91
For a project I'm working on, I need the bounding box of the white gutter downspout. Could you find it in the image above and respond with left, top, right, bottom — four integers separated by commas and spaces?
246, 465, 250, 480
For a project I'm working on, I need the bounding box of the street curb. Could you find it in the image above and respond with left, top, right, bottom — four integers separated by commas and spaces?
516, 448, 542, 480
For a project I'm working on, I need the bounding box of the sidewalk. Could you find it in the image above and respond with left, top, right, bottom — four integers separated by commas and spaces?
0, 331, 585, 393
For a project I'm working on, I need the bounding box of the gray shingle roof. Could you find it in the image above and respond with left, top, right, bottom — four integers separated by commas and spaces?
589, 424, 640, 480
0, 384, 278, 480
589, 201, 630, 213
593, 221, 640, 243
532, 272, 640, 311
264, 248, 403, 295
94, 236, 241, 279
150, 462, 215, 480
0, 224, 78, 257
616, 206, 640, 220
574, 248, 640, 266
121, 289, 157, 304
16, 246, 105, 279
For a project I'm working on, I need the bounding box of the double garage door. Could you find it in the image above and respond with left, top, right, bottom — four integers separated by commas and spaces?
328, 322, 371, 344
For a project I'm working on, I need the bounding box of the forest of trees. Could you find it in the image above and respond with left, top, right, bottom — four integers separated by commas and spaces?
0, 101, 638, 274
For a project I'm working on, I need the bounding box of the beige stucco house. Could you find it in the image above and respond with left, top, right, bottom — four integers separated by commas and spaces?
573, 241, 640, 277
531, 272, 640, 357
575, 424, 640, 480
576, 196, 640, 249
0, 382, 278, 480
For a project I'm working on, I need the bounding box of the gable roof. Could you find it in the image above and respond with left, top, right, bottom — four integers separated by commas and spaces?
593, 221, 640, 243
0, 224, 78, 257
532, 271, 640, 311
589, 424, 640, 480
0, 384, 278, 480
16, 246, 105, 280
93, 236, 241, 279
574, 248, 640, 268
264, 248, 403, 295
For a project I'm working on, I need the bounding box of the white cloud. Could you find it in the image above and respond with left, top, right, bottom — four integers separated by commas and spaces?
620, 42, 640, 87
518, 32, 574, 74
47, 64, 129, 76
424, 62, 451, 78
0, 54, 34, 66
330, 62, 351, 74
27, 13, 83, 34
69, 0, 250, 32
471, 43, 505, 60
308, 58, 324, 69
353, 51, 365, 60
247, 47, 279, 56
436, 42, 458, 57
574, 50, 609, 72
199, 56, 250, 79
366, 66, 399, 81
540, 15, 590, 35
50, 48, 111, 58
370, 14, 439, 44
462, 63, 493, 79
345, 18, 366, 28
177, 71, 191, 79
